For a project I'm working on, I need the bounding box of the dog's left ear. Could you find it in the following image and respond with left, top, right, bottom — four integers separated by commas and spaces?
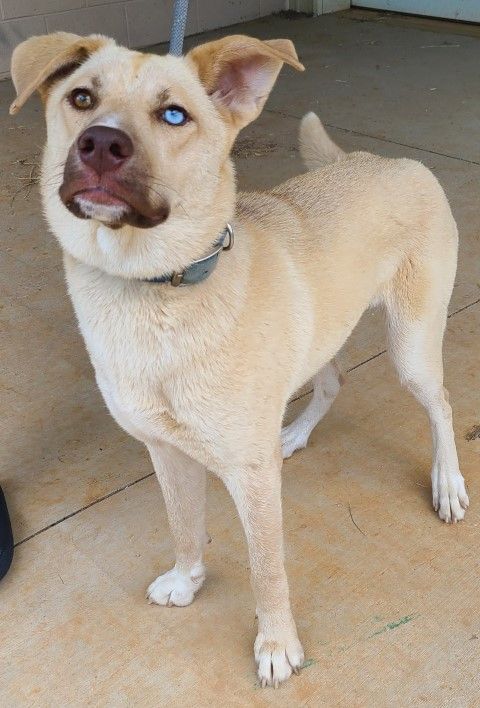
187, 35, 304, 129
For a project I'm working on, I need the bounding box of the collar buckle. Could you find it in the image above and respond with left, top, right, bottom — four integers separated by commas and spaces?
223, 222, 234, 251
170, 271, 184, 287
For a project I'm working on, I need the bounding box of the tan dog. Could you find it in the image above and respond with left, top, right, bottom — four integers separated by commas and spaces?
10, 32, 468, 687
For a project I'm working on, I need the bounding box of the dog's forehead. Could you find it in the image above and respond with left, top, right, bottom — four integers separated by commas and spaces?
82, 45, 201, 99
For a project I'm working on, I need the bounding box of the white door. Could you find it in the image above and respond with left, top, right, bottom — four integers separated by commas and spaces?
355, 1, 480, 22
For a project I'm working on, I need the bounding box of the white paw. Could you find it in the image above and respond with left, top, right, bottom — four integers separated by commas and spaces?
281, 422, 309, 459
147, 562, 205, 607
432, 466, 469, 523
254, 629, 304, 687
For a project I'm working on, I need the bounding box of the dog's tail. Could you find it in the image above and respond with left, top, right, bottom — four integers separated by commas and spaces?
299, 112, 345, 170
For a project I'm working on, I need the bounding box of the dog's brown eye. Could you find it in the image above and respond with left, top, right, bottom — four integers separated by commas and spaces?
70, 88, 95, 110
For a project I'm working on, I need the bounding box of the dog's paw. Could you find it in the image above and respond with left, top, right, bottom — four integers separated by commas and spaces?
432, 465, 469, 523
281, 422, 309, 459
254, 630, 304, 687
147, 562, 205, 607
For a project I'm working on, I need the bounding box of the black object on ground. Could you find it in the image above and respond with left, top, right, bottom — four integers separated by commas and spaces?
0, 486, 13, 581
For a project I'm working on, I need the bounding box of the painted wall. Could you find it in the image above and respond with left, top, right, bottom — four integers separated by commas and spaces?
355, 1, 480, 22
288, 0, 350, 13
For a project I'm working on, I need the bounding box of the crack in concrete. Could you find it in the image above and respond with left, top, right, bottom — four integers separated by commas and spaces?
265, 108, 480, 167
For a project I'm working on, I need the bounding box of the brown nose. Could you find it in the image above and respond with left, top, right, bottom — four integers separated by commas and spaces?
77, 125, 134, 175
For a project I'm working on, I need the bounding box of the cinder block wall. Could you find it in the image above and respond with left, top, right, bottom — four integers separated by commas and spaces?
0, 0, 286, 80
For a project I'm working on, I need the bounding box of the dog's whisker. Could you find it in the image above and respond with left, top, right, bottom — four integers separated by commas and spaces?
140, 185, 192, 220
136, 178, 191, 219
43, 173, 65, 185
141, 174, 186, 200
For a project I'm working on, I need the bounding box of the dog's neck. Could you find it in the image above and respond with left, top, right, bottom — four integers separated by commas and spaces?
63, 210, 250, 354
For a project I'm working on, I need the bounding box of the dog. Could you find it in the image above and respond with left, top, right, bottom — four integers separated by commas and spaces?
10, 32, 468, 687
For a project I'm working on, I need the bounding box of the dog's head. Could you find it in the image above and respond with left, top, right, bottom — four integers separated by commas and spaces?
10, 33, 303, 279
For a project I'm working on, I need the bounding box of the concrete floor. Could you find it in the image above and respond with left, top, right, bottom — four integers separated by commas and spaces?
1, 9, 480, 706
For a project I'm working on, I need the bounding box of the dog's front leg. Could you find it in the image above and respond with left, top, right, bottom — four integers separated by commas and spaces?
146, 441, 208, 607
224, 453, 304, 687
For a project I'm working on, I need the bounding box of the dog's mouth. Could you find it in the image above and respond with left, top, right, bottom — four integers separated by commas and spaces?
75, 186, 129, 208
59, 175, 170, 230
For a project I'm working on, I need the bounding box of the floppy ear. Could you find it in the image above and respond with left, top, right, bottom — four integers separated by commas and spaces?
187, 35, 304, 129
10, 32, 112, 115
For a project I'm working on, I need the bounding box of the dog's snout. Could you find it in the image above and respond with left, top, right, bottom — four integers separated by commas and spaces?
77, 126, 134, 175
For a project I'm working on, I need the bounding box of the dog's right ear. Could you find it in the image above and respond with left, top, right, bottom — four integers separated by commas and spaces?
187, 35, 304, 130
10, 32, 112, 115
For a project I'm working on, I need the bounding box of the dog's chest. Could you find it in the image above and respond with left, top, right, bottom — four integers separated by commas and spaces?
67, 266, 221, 455
88, 326, 178, 445
95, 371, 163, 443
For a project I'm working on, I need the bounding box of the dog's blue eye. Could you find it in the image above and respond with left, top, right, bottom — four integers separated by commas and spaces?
162, 106, 188, 126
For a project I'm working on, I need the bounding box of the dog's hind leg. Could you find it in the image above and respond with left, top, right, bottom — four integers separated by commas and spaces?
281, 360, 342, 459
146, 441, 208, 606
384, 240, 468, 522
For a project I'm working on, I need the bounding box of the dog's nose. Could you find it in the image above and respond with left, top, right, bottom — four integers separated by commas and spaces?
77, 126, 134, 175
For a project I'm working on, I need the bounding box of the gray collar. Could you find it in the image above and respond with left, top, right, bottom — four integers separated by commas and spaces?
145, 224, 234, 287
